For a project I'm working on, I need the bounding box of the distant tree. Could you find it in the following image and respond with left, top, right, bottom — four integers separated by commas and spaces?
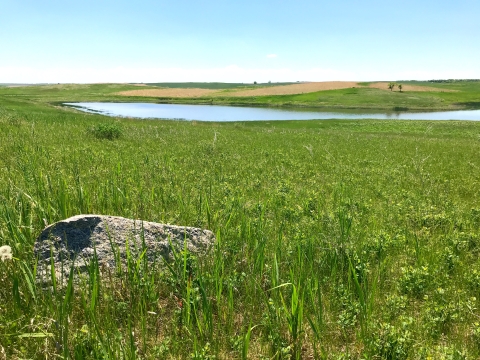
254, 81, 257, 85
398, 84, 403, 92
388, 82, 396, 91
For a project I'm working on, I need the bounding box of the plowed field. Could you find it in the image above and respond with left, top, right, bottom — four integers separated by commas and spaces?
116, 82, 358, 98
116, 81, 457, 98
117, 88, 218, 98
215, 81, 358, 96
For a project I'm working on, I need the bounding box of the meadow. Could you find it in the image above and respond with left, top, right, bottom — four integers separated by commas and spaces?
2, 80, 480, 111
1, 86, 480, 359
202, 81, 480, 111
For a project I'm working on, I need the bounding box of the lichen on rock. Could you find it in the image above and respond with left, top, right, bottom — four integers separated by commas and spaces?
34, 214, 215, 282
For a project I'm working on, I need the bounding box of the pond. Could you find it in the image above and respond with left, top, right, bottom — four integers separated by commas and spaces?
65, 102, 480, 122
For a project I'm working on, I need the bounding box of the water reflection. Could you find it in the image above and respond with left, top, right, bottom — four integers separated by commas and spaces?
65, 102, 480, 121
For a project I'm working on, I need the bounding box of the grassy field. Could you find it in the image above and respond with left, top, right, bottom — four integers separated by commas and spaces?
202, 81, 480, 111
1, 80, 480, 111
1, 87, 480, 359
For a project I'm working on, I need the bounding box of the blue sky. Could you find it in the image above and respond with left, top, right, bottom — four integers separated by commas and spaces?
1, 0, 479, 83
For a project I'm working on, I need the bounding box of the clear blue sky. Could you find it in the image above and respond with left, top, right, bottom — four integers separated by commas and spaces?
1, 0, 479, 83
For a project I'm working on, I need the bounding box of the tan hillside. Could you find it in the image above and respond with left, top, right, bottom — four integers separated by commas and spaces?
369, 82, 457, 92
117, 88, 218, 98
115, 81, 457, 98
216, 81, 358, 96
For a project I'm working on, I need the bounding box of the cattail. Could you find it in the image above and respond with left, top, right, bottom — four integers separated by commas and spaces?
0, 245, 12, 262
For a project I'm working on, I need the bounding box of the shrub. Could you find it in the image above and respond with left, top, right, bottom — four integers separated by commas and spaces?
89, 122, 123, 140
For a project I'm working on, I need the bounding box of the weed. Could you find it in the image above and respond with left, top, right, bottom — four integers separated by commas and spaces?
466, 268, 480, 292
362, 231, 401, 262
88, 122, 123, 140
191, 341, 216, 360
440, 246, 459, 274
423, 288, 461, 338
335, 284, 360, 332
1, 93, 480, 357
398, 266, 432, 298
368, 319, 413, 360
384, 294, 408, 320
471, 322, 480, 350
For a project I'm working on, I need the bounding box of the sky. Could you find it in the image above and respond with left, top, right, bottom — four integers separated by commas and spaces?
1, 0, 479, 83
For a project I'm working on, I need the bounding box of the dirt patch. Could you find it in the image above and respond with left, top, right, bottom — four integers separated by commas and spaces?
116, 82, 359, 98
218, 81, 358, 97
369, 82, 457, 92
116, 88, 218, 98
116, 81, 455, 98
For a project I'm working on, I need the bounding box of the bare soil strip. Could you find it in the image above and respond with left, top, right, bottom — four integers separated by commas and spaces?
215, 81, 358, 97
117, 88, 218, 98
116, 81, 457, 98
369, 82, 457, 92
116, 82, 358, 98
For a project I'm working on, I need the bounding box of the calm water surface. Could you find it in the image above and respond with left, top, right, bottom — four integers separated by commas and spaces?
65, 102, 480, 121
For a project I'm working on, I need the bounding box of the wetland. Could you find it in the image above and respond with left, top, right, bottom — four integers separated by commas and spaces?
66, 102, 480, 121
1, 81, 480, 358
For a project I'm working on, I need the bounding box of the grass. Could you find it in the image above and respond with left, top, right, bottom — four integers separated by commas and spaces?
194, 81, 480, 111
1, 80, 480, 111
0, 88, 480, 358
88, 121, 123, 140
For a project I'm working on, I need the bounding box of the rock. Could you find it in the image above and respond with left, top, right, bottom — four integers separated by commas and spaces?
34, 214, 215, 282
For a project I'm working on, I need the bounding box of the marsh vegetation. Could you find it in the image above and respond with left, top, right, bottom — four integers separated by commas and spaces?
0, 85, 480, 358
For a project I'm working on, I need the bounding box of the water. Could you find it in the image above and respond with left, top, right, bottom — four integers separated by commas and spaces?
65, 102, 480, 121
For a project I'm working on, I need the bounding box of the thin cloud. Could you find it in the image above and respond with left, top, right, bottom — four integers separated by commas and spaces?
266, 54, 277, 58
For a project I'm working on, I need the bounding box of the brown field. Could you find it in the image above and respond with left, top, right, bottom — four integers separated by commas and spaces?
116, 82, 358, 98
369, 82, 457, 92
215, 81, 358, 96
115, 81, 457, 98
116, 88, 218, 98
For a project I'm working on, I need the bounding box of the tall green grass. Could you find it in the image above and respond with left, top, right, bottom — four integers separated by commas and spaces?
0, 101, 480, 358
